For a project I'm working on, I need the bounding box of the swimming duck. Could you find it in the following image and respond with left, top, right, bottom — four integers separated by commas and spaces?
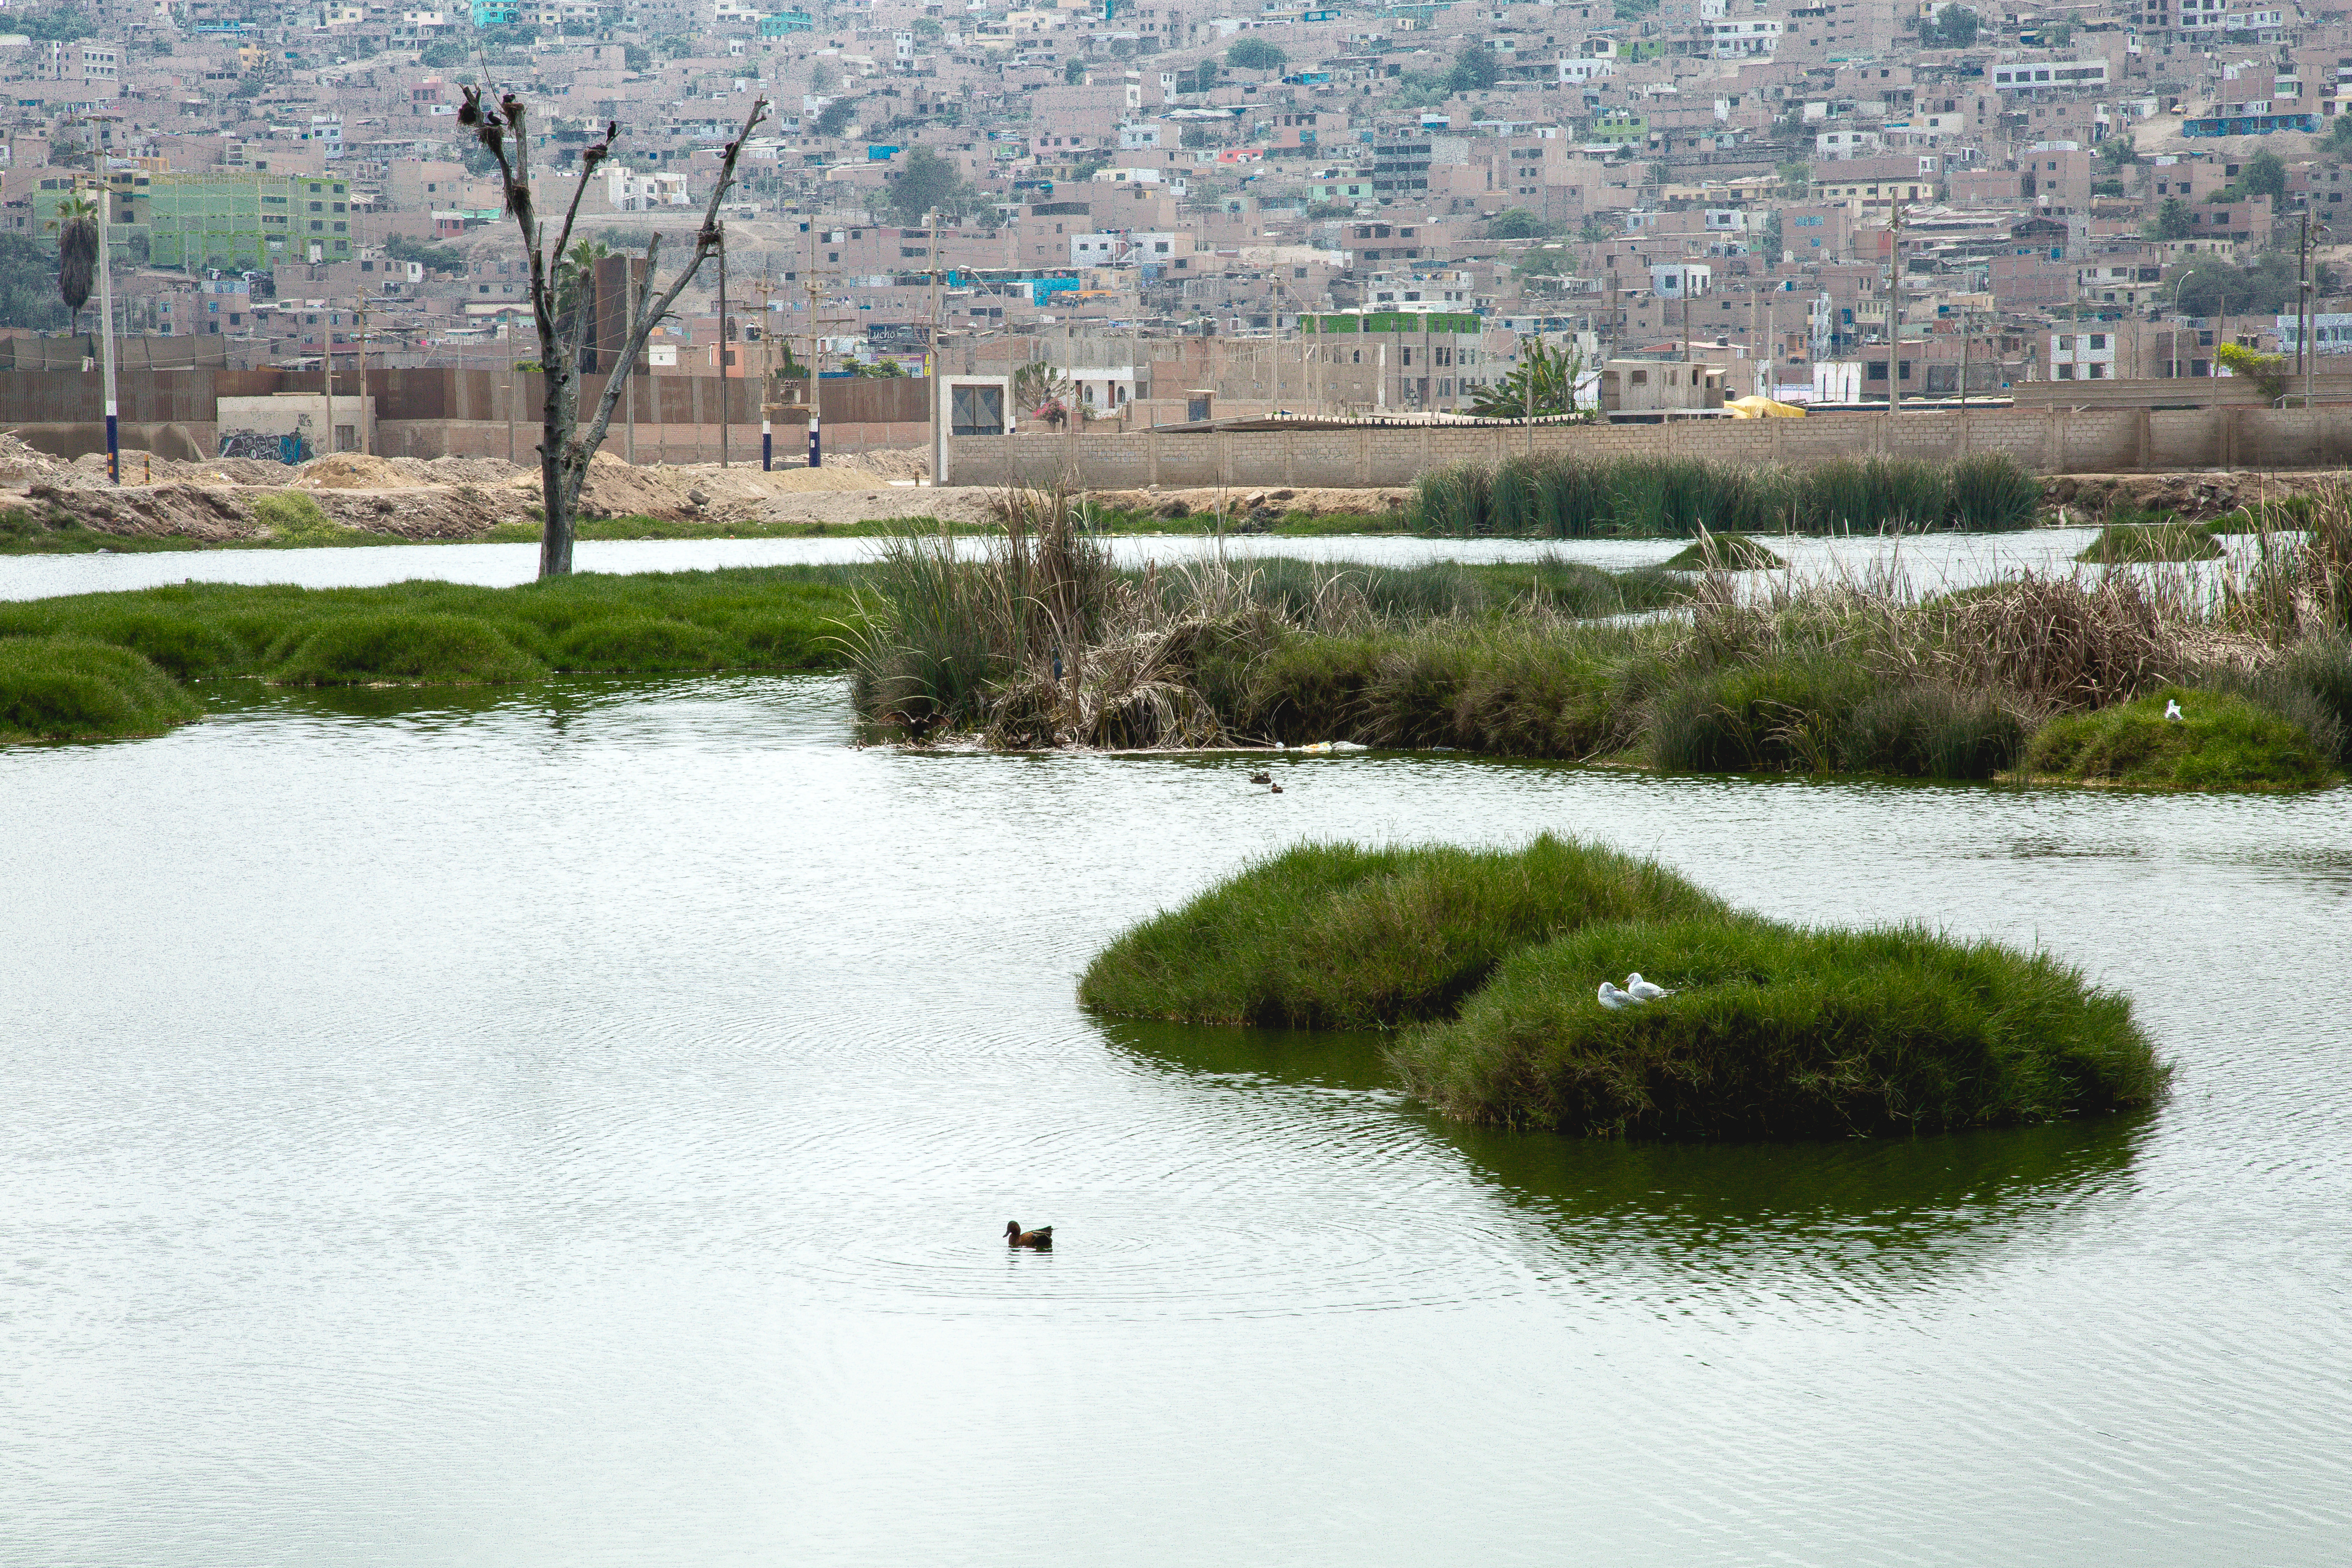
1248, 771, 1273, 784
1269, 782, 1284, 794
1005, 1221, 1054, 1250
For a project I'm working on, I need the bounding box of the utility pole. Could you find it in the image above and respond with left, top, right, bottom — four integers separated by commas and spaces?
505, 307, 517, 467
93, 168, 119, 484
929, 204, 943, 487
355, 293, 369, 454
806, 216, 822, 468
321, 293, 334, 459
2299, 210, 2315, 408
1886, 199, 1903, 416
716, 220, 728, 469
624, 269, 637, 464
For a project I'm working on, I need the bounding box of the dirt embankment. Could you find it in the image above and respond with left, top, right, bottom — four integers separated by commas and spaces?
2044, 471, 2343, 521
4, 426, 2341, 544
0, 434, 997, 541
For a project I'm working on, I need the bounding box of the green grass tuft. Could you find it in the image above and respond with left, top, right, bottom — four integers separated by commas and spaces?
1393, 916, 2167, 1137
1658, 532, 1787, 571
2022, 687, 2337, 789
2075, 521, 2223, 564
0, 636, 201, 741
1076, 835, 1728, 1029
270, 612, 541, 685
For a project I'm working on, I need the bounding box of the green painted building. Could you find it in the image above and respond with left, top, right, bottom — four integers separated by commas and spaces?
144, 172, 353, 272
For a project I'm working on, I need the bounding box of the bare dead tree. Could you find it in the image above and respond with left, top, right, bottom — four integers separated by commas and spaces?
466, 85, 771, 577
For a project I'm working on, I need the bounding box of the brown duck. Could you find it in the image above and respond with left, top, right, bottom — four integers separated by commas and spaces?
1005, 1221, 1054, 1250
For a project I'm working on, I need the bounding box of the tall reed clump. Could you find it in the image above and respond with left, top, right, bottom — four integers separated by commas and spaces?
846, 492, 1267, 749
1077, 835, 1728, 1028
1392, 916, 2167, 1137
1407, 452, 2039, 538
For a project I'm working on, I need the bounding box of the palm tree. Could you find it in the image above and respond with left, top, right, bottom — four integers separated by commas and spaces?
553, 238, 613, 370
1468, 335, 1587, 419
51, 193, 99, 338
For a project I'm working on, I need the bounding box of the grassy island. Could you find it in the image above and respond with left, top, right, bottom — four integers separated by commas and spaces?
0, 636, 200, 742
1076, 837, 1725, 1028
2022, 687, 2338, 790
1658, 533, 1788, 571
2075, 521, 2223, 564
1080, 837, 2168, 1140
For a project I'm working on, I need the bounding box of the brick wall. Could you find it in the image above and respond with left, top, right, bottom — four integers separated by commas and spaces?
944, 408, 2352, 487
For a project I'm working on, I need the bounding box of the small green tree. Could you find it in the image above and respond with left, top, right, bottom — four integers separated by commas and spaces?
1486, 207, 1550, 239
1448, 40, 1499, 92
885, 147, 973, 227
1776, 158, 1812, 192
2098, 132, 2138, 172
623, 42, 650, 70
2238, 150, 2288, 201
1063, 56, 1087, 84
1918, 4, 1978, 46
1578, 214, 1613, 243
2152, 198, 2195, 240
2217, 342, 2290, 400
814, 98, 857, 137
1225, 36, 1285, 73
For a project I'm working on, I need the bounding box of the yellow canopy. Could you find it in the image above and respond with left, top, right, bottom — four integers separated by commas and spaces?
1725, 395, 1806, 419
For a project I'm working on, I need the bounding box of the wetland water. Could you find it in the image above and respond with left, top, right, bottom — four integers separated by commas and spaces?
4, 674, 2350, 1565
0, 525, 2136, 600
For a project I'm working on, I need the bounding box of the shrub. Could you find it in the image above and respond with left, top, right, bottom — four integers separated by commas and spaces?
2023, 688, 2337, 790
1393, 917, 2167, 1136
1077, 836, 1727, 1028
0, 637, 200, 741
271, 612, 541, 685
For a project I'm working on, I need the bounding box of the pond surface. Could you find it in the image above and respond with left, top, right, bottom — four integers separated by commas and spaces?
4, 676, 2348, 1566
0, 526, 2146, 601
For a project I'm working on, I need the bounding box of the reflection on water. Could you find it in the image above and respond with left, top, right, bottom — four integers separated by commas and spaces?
1104, 1018, 2152, 1296
4, 673, 2349, 1566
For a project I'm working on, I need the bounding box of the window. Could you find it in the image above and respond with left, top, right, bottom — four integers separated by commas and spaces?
950, 384, 1004, 436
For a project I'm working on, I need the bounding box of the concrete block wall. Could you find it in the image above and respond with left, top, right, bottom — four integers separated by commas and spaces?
943, 406, 2352, 489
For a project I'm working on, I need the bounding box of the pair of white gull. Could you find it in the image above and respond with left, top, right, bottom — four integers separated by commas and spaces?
1597, 973, 1673, 1009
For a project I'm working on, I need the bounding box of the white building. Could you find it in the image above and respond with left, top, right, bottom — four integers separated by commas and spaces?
604, 165, 691, 210
1649, 261, 1711, 298
1991, 59, 2111, 91
2049, 329, 2117, 379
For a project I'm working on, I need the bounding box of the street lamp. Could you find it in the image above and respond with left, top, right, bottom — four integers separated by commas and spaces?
65, 112, 122, 484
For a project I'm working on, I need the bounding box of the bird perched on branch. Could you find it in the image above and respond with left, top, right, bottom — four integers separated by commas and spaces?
500, 92, 523, 126
580, 120, 619, 176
